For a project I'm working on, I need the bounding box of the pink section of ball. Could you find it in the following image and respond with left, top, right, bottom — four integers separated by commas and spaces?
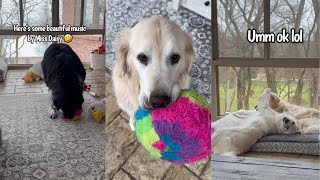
74, 109, 83, 116
61, 108, 83, 120
152, 140, 166, 152
150, 97, 211, 163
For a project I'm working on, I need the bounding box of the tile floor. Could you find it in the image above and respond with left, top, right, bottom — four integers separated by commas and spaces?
0, 69, 106, 100
105, 74, 211, 180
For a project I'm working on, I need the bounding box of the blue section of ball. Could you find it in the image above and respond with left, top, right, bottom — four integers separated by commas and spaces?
162, 151, 181, 161
134, 108, 150, 121
160, 135, 181, 151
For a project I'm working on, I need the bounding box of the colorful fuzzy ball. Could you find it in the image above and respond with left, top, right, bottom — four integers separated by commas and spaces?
58, 108, 83, 121
134, 89, 211, 164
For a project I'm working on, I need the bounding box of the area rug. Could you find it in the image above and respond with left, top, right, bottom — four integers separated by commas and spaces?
0, 93, 105, 179
105, 0, 212, 101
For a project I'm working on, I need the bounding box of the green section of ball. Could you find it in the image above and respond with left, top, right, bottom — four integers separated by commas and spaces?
135, 114, 161, 158
180, 89, 210, 111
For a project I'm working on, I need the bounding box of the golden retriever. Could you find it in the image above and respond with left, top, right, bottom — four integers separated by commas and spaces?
112, 16, 194, 130
213, 88, 299, 155
268, 91, 320, 133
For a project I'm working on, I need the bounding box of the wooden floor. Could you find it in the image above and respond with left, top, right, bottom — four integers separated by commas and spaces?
212, 155, 320, 180
244, 152, 320, 163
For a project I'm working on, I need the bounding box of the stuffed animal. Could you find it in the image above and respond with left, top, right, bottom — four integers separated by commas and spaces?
88, 99, 106, 123
134, 89, 211, 164
22, 62, 44, 83
0, 60, 8, 82
83, 83, 98, 97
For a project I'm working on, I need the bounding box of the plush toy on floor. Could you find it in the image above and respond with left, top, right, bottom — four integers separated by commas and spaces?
83, 83, 98, 97
22, 62, 43, 83
88, 99, 106, 123
58, 108, 83, 121
134, 89, 211, 164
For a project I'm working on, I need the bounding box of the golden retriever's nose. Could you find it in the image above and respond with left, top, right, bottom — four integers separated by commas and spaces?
149, 92, 170, 109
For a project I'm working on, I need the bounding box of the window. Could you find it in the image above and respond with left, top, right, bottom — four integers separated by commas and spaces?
270, 0, 318, 58
84, 0, 104, 29
219, 67, 319, 115
217, 0, 264, 57
23, 0, 52, 26
0, 0, 20, 30
0, 0, 105, 65
212, 0, 319, 119
0, 36, 50, 64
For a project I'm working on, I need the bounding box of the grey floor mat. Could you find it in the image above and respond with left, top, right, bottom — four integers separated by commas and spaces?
258, 134, 320, 143
0, 93, 105, 179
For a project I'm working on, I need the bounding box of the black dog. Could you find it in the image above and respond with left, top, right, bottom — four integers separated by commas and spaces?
42, 43, 86, 119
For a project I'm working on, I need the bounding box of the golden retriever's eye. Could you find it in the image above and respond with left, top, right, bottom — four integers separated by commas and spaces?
137, 53, 148, 65
170, 54, 180, 65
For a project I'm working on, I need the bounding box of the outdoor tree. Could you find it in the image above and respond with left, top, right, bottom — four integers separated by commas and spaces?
218, 0, 319, 113
0, 0, 51, 63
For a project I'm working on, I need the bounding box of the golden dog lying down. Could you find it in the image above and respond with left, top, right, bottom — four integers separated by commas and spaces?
268, 91, 320, 134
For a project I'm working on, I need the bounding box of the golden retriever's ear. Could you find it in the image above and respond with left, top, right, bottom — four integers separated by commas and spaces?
184, 35, 194, 75
116, 28, 131, 77
269, 92, 281, 110
270, 93, 280, 104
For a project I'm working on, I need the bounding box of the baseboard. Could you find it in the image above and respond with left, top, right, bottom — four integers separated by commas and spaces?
8, 64, 32, 70
8, 62, 91, 70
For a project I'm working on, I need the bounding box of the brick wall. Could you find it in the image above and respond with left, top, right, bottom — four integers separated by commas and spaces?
62, 1, 103, 62
62, 0, 77, 25
65, 35, 103, 62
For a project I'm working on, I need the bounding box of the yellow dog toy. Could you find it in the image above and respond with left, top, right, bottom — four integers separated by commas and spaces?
88, 99, 106, 123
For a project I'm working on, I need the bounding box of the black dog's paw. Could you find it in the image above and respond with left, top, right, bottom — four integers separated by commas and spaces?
50, 114, 57, 119
49, 106, 58, 119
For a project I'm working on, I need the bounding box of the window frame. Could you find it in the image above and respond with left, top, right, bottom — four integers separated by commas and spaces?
0, 0, 106, 69
211, 0, 320, 120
